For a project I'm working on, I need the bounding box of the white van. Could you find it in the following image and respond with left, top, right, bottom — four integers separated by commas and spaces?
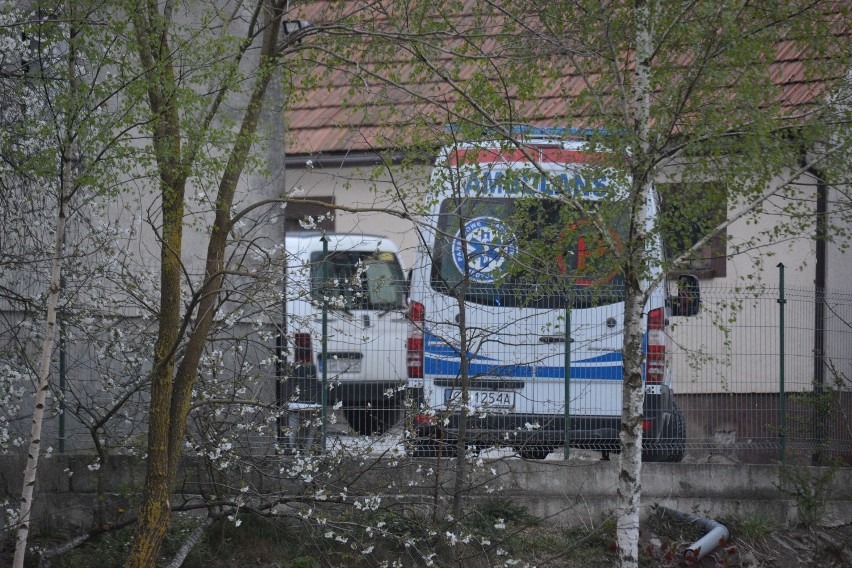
284, 233, 409, 435
405, 136, 698, 459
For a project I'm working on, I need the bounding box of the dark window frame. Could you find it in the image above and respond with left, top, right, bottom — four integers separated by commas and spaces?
285, 195, 336, 233
658, 182, 727, 279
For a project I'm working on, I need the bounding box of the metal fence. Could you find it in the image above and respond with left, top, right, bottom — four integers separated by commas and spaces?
666, 283, 852, 463
3, 278, 851, 464
278, 279, 852, 464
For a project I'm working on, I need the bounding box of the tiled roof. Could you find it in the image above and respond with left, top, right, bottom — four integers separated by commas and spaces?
284, 2, 849, 157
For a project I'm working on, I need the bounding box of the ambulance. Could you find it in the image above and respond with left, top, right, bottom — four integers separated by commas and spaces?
405, 133, 698, 459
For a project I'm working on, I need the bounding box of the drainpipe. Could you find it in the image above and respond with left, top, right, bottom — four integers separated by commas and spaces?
658, 507, 729, 564
810, 166, 827, 465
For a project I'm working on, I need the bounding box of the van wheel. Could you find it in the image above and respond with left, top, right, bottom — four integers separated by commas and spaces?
643, 400, 686, 463
343, 407, 375, 436
344, 401, 401, 436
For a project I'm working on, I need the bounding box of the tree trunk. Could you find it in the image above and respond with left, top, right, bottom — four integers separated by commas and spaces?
125, 3, 284, 566
165, 513, 215, 568
616, 2, 654, 567
124, 176, 186, 568
616, 272, 647, 568
12, 198, 68, 568
123, 4, 190, 564
447, 288, 470, 568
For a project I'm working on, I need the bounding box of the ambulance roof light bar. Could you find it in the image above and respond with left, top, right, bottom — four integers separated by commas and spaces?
444, 124, 610, 143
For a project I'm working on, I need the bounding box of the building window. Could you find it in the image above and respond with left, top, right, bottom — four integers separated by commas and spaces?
285, 196, 335, 233
658, 182, 727, 279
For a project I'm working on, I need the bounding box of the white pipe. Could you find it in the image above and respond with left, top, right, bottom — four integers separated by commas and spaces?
658, 507, 730, 564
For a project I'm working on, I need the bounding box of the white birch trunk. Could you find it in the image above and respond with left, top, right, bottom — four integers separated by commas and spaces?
13, 199, 68, 568
616, 286, 647, 568
14, 8, 77, 562
616, 1, 654, 567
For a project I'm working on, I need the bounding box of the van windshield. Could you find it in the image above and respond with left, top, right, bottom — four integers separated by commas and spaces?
431, 197, 626, 308
311, 251, 407, 310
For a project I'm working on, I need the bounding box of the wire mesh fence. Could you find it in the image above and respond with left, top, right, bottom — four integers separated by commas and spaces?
668, 285, 852, 462
3, 276, 851, 464
276, 280, 852, 464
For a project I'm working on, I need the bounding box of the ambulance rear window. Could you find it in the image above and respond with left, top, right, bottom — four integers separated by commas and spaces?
431, 197, 626, 308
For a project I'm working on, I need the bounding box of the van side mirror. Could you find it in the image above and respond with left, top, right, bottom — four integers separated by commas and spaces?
670, 274, 701, 317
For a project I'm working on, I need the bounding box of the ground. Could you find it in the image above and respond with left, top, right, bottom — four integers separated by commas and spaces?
9, 509, 850, 567
638, 514, 852, 567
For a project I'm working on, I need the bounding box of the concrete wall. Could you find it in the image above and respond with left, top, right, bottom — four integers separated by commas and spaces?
1, 455, 850, 533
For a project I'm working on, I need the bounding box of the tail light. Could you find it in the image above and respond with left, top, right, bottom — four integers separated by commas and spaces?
407, 301, 425, 378
415, 413, 435, 425
645, 307, 666, 384
294, 332, 312, 364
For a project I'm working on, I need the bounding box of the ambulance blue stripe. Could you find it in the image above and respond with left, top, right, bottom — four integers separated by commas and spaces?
424, 358, 623, 380
425, 358, 534, 377
534, 365, 623, 380
572, 352, 623, 363
424, 336, 498, 361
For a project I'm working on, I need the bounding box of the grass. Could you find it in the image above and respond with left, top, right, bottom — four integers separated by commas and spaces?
722, 511, 778, 543
16, 501, 809, 567
18, 502, 619, 568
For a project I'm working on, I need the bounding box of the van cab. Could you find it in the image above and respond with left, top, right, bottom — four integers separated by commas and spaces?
284, 233, 409, 435
406, 136, 694, 460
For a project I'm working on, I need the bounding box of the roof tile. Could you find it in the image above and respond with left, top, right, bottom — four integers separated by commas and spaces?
284, 3, 849, 155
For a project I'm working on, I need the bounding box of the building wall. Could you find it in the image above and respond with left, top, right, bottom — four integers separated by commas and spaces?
670, 171, 823, 395
278, 163, 428, 269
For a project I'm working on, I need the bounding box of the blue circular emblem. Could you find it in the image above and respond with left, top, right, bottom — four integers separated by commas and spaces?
452, 217, 517, 283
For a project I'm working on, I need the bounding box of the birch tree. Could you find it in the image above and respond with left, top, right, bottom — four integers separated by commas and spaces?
1, 10, 73, 563
309, 2, 851, 566
0, 4, 140, 564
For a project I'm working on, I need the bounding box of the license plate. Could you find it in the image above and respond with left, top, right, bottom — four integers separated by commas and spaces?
325, 358, 361, 374
444, 388, 515, 408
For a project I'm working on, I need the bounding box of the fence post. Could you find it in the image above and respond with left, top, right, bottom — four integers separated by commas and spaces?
321, 233, 329, 454
777, 263, 786, 464
812, 281, 827, 466
811, 173, 828, 465
58, 284, 66, 453
563, 305, 571, 460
